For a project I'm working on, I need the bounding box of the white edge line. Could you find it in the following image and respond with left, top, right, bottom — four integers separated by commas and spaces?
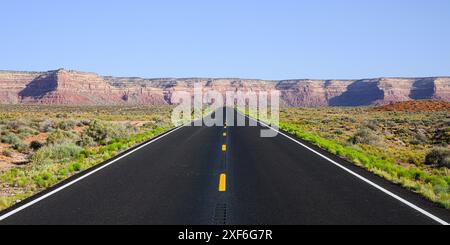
0, 125, 185, 221
239, 111, 449, 225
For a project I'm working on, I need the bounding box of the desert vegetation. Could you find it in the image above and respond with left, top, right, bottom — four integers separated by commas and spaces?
0, 105, 173, 211
276, 101, 450, 208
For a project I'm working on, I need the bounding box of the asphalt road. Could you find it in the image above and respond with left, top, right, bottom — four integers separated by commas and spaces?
1, 108, 449, 225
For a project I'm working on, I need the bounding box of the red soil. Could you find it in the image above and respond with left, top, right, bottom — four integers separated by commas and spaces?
373, 100, 450, 113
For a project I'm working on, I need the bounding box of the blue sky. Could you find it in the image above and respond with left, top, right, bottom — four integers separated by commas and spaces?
1, 0, 449, 79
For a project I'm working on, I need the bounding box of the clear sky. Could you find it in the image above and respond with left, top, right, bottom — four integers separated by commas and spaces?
1, 0, 449, 80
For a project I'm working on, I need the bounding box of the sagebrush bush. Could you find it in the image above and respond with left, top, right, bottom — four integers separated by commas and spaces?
0, 125, 6, 133
78, 119, 91, 126
409, 130, 429, 145
17, 126, 39, 137
31, 143, 84, 165
364, 120, 380, 131
432, 127, 450, 145
1, 133, 23, 145
57, 120, 77, 130
39, 120, 55, 133
6, 120, 26, 131
349, 127, 382, 145
425, 148, 450, 168
12, 142, 29, 153
46, 129, 80, 145
77, 134, 97, 147
84, 120, 134, 145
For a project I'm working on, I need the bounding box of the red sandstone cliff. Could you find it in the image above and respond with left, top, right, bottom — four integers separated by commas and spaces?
0, 69, 449, 107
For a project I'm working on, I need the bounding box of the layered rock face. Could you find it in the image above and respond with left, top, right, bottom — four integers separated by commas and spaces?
0, 71, 42, 104
0, 69, 449, 107
18, 70, 122, 105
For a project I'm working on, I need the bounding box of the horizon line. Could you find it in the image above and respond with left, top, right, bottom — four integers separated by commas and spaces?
1, 68, 449, 82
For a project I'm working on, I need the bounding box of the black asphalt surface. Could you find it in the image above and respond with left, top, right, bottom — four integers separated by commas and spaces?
1, 108, 449, 225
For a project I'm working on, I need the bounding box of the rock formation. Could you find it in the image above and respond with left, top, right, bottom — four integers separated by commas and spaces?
0, 69, 449, 107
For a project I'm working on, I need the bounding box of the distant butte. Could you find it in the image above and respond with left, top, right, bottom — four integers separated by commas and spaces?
0, 69, 449, 106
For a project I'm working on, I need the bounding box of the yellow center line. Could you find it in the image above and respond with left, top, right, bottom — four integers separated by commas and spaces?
219, 173, 227, 192
222, 144, 227, 152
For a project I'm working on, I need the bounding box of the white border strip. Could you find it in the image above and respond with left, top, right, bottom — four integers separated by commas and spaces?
0, 126, 185, 222
240, 111, 449, 225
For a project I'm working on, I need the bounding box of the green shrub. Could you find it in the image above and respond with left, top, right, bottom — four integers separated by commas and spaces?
84, 121, 133, 145
409, 130, 429, 145
13, 142, 29, 153
1, 133, 22, 145
33, 171, 56, 188
69, 162, 82, 172
77, 134, 97, 147
6, 120, 25, 131
17, 126, 39, 137
333, 130, 344, 136
425, 148, 450, 168
31, 143, 84, 165
57, 120, 77, 130
433, 127, 450, 145
364, 120, 380, 131
349, 128, 382, 145
1, 133, 28, 153
46, 129, 79, 145
58, 168, 69, 178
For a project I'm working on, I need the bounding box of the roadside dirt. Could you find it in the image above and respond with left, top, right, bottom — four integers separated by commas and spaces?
23, 132, 48, 145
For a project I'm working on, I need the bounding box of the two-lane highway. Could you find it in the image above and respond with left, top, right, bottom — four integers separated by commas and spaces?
1, 108, 449, 225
